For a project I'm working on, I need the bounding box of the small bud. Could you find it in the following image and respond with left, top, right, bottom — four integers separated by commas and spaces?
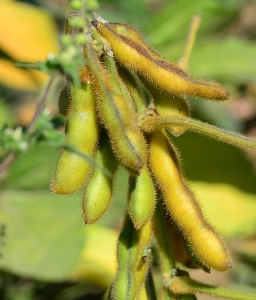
69, 17, 86, 28
87, 0, 99, 10
70, 0, 84, 10
60, 34, 72, 46
75, 33, 88, 45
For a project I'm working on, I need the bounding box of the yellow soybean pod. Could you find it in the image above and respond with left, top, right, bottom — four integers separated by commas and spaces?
51, 82, 99, 195
108, 22, 163, 61
149, 131, 232, 272
82, 134, 118, 224
96, 18, 229, 101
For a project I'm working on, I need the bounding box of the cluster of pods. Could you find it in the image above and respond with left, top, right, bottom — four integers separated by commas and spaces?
51, 14, 232, 298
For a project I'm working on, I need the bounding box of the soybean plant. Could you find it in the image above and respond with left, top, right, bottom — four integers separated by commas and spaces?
51, 2, 256, 300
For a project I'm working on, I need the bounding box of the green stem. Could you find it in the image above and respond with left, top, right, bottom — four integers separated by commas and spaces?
154, 201, 178, 299
141, 115, 256, 151
154, 201, 176, 273
168, 276, 256, 300
15, 61, 41, 70
145, 268, 158, 300
27, 72, 61, 134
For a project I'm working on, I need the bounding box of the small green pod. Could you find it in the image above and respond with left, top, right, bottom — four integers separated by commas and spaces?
119, 69, 152, 113
82, 134, 118, 224
128, 168, 156, 229
51, 82, 99, 195
113, 216, 139, 300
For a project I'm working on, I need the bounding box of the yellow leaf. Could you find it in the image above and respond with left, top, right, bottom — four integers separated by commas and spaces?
0, 58, 48, 90
190, 181, 256, 238
71, 225, 117, 288
0, 0, 60, 90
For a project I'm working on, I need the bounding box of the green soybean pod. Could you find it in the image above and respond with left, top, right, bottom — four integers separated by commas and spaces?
85, 40, 147, 174
113, 216, 139, 300
119, 68, 152, 114
82, 133, 118, 224
51, 82, 99, 195
128, 168, 156, 229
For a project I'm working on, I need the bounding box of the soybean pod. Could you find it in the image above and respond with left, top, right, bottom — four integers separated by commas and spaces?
82, 133, 118, 224
128, 167, 156, 229
149, 131, 232, 272
51, 82, 99, 195
96, 17, 229, 101
120, 69, 152, 113
108, 21, 190, 136
113, 216, 139, 300
85, 39, 147, 174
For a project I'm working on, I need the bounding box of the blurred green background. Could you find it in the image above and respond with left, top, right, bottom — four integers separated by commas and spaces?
1, 0, 256, 299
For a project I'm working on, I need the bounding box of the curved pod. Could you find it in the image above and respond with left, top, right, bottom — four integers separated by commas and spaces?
113, 217, 139, 300
86, 41, 147, 173
128, 167, 156, 229
51, 83, 99, 194
82, 135, 118, 224
149, 131, 232, 271
96, 20, 229, 101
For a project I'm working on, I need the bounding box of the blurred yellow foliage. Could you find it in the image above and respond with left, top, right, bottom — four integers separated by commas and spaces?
191, 181, 256, 238
71, 225, 117, 288
0, 0, 60, 90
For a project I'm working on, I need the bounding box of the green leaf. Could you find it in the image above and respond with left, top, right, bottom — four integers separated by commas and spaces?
186, 38, 256, 83
173, 131, 256, 194
0, 190, 84, 281
0, 189, 118, 286
145, 0, 239, 47
5, 143, 59, 190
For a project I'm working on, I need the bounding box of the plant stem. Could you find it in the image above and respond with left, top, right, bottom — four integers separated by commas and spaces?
179, 14, 201, 70
168, 276, 256, 300
145, 268, 158, 300
27, 72, 61, 134
141, 115, 256, 151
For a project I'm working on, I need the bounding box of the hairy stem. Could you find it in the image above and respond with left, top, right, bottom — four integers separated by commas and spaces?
141, 115, 256, 151
168, 276, 256, 300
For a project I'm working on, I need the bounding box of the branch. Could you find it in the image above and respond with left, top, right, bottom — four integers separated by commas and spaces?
168, 276, 256, 300
141, 115, 256, 151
